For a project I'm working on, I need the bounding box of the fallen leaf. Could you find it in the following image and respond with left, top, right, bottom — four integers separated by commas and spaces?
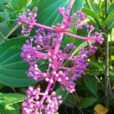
94, 104, 108, 114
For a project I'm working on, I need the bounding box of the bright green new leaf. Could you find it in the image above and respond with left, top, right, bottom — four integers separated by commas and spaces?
0, 103, 20, 114
0, 93, 26, 105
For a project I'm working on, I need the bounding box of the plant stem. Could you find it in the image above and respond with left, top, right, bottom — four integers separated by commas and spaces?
34, 23, 94, 41
85, 0, 94, 11
40, 80, 52, 104
5, 24, 19, 41
72, 93, 83, 114
104, 0, 110, 107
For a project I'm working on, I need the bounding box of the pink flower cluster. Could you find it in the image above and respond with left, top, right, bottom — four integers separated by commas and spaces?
19, 0, 104, 113
22, 86, 62, 114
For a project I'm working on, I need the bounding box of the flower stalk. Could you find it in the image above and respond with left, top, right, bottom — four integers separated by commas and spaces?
18, 0, 104, 113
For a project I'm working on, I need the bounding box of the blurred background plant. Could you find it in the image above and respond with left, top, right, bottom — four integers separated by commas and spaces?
0, 0, 113, 114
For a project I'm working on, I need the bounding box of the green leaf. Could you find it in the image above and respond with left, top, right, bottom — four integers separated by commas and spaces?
89, 61, 104, 71
87, 16, 98, 27
11, 0, 32, 11
109, 71, 114, 81
26, 0, 40, 11
64, 94, 75, 108
36, 0, 84, 47
0, 20, 9, 40
0, 0, 8, 12
85, 0, 94, 11
82, 8, 100, 26
83, 76, 97, 96
72, 41, 87, 56
0, 37, 36, 87
77, 96, 96, 108
37, 0, 84, 26
108, 3, 114, 14
0, 93, 25, 105
0, 103, 20, 114
102, 10, 114, 29
56, 87, 69, 103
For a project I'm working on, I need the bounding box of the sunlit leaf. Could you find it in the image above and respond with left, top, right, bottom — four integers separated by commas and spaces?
0, 93, 25, 105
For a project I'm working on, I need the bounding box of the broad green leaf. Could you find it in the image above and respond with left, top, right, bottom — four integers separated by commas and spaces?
37, 0, 84, 26
0, 93, 25, 105
77, 96, 96, 108
0, 0, 8, 12
108, 3, 114, 14
82, 8, 100, 26
63, 94, 75, 108
0, 20, 9, 40
37, 0, 84, 47
102, 10, 114, 29
87, 16, 98, 27
83, 76, 97, 96
18, 0, 28, 10
0, 103, 20, 114
26, 0, 40, 11
11, 0, 32, 11
0, 37, 36, 87
79, 97, 96, 108
56, 87, 69, 103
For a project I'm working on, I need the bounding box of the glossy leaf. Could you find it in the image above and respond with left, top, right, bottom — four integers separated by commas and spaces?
83, 76, 97, 96
0, 37, 36, 87
11, 0, 32, 11
108, 3, 114, 14
0, 0, 8, 12
85, 0, 94, 11
0, 20, 9, 43
82, 8, 100, 25
85, 0, 98, 13
37, 0, 84, 47
103, 10, 114, 29
0, 93, 25, 105
37, 0, 84, 26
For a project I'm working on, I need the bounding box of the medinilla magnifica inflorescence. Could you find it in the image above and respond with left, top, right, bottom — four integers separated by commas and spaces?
18, 0, 104, 113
